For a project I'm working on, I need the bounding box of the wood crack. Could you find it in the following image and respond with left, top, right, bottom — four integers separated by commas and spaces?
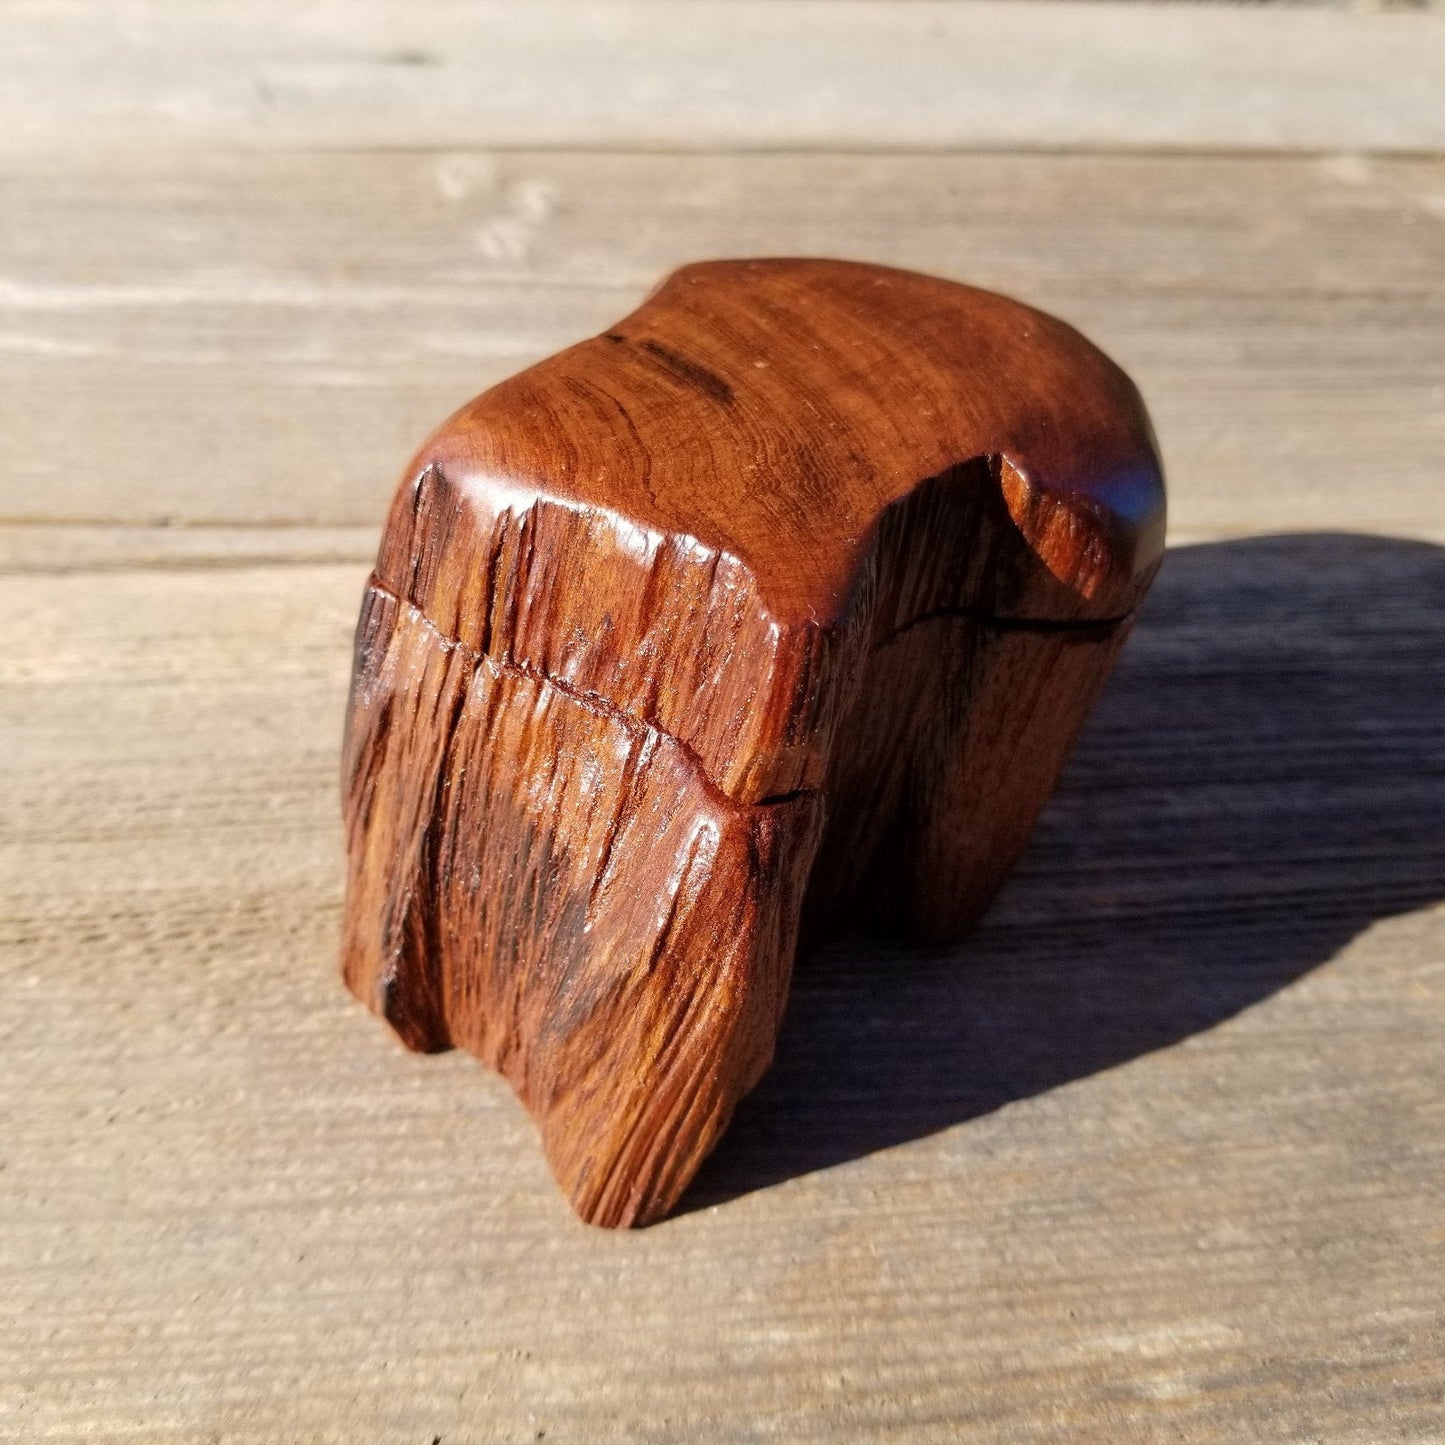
883, 602, 1135, 643
367, 574, 816, 814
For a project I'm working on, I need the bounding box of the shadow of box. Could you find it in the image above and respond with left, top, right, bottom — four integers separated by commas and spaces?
686, 533, 1445, 1208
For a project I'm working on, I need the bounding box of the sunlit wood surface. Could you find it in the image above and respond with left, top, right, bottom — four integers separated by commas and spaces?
2, 4, 1442, 1440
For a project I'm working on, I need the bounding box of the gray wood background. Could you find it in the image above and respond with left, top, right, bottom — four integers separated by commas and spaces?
2, 3, 1442, 1441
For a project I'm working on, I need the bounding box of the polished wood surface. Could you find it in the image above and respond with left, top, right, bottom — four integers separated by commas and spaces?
341, 260, 1164, 1225
401, 258, 1164, 630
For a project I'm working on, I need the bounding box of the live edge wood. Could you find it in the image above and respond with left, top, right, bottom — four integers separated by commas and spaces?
340, 259, 1166, 1227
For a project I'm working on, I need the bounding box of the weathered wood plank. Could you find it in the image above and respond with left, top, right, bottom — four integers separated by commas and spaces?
1, 150, 1442, 541
4, 0, 1444, 155
1, 533, 1442, 1441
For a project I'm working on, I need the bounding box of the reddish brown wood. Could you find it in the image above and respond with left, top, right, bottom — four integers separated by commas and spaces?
340, 259, 1166, 1227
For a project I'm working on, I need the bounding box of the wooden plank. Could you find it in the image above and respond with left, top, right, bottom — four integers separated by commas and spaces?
5, 1, 1444, 155
1, 150, 1442, 542
2, 533, 1442, 1440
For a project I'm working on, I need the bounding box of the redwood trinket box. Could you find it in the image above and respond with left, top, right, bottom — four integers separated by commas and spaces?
340, 259, 1165, 1227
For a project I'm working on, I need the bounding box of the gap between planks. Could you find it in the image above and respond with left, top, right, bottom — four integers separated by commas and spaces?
6, 523, 1445, 578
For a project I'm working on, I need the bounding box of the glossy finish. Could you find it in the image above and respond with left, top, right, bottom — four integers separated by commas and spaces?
341, 259, 1165, 1226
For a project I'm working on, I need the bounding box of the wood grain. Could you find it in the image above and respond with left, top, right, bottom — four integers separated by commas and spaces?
341, 260, 1164, 1224
1, 149, 1441, 542
4, 1, 1443, 154
2, 533, 1440, 1439
3, 0, 1443, 1430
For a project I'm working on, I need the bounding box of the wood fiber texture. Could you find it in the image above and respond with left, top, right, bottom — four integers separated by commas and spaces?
340, 260, 1165, 1225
